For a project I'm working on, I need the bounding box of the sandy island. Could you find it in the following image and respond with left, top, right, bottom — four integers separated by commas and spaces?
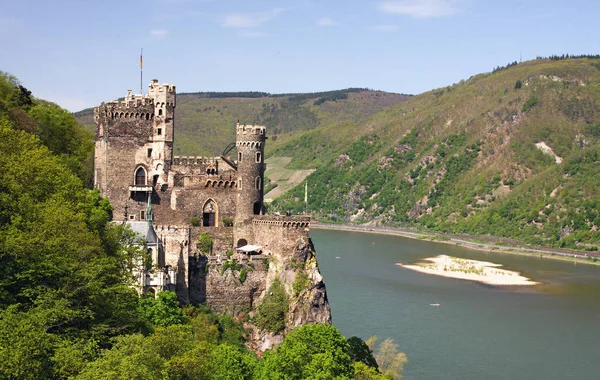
398, 255, 539, 286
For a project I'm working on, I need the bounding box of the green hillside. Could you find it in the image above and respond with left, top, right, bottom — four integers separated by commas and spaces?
75, 89, 412, 157
270, 57, 600, 251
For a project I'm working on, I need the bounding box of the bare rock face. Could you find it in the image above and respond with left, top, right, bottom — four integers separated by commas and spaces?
288, 239, 332, 327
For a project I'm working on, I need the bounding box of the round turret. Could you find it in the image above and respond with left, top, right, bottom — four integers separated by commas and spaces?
235, 123, 266, 223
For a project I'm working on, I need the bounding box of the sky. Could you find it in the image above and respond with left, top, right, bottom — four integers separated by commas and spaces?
1, 0, 599, 111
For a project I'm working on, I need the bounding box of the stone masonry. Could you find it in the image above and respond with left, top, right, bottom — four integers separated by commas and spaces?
93, 80, 331, 330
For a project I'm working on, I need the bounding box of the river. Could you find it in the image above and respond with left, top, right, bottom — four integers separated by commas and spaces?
311, 228, 600, 380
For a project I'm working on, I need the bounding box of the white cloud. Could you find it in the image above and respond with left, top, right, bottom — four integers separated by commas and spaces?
241, 31, 268, 38
378, 0, 458, 18
317, 17, 338, 26
222, 8, 284, 28
150, 29, 169, 37
371, 24, 400, 31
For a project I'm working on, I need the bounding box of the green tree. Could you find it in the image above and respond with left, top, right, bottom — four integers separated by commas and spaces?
257, 324, 353, 380
255, 279, 289, 333
347, 336, 379, 369
139, 291, 186, 328
76, 334, 165, 380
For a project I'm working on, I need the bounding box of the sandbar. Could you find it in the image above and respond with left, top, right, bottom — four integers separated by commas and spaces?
398, 255, 538, 286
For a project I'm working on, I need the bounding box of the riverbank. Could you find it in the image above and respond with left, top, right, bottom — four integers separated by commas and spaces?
398, 255, 539, 286
310, 223, 600, 266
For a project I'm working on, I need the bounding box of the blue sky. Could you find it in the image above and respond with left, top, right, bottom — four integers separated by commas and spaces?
1, 0, 599, 111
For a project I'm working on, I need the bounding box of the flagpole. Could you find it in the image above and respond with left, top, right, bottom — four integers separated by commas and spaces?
140, 48, 143, 95
304, 181, 308, 215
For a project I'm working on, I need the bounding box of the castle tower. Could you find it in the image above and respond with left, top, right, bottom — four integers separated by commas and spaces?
93, 79, 176, 221
234, 122, 266, 224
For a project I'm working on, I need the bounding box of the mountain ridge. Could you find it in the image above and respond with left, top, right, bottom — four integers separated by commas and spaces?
269, 57, 600, 251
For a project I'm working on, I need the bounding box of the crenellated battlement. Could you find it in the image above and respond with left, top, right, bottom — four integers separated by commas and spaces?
236, 123, 266, 141
172, 156, 224, 166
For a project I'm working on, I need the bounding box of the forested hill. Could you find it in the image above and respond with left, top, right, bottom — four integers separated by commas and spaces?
270, 57, 600, 252
75, 88, 412, 156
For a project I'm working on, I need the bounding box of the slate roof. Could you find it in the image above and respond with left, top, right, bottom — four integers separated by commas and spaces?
127, 221, 159, 244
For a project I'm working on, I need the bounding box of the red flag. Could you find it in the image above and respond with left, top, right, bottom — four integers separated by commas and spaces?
139, 53, 143, 69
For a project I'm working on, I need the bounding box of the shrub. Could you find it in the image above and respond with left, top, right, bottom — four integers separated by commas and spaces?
256, 279, 288, 333
239, 268, 248, 283
522, 96, 538, 112
190, 216, 200, 227
197, 233, 212, 255
515, 79, 522, 89
292, 270, 310, 297
222, 217, 233, 227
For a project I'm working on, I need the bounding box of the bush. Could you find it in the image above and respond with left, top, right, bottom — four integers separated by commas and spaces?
515, 79, 522, 89
522, 96, 538, 112
255, 279, 288, 333
292, 270, 310, 297
197, 233, 212, 255
222, 217, 233, 227
190, 216, 200, 227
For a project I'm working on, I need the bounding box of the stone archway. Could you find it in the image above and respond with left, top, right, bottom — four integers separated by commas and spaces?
202, 199, 218, 227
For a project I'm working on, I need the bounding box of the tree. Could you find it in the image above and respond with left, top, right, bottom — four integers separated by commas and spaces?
76, 334, 165, 380
347, 336, 378, 369
257, 324, 353, 380
514, 79, 522, 89
366, 337, 407, 380
139, 291, 186, 328
255, 279, 289, 333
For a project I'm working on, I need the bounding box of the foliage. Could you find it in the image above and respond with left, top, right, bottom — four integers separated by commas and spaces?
222, 216, 234, 227
521, 96, 538, 112
257, 324, 353, 380
366, 337, 407, 380
221, 259, 243, 275
138, 291, 186, 329
239, 267, 248, 282
197, 232, 212, 255
292, 269, 310, 297
255, 279, 289, 333
189, 215, 200, 226
347, 336, 379, 369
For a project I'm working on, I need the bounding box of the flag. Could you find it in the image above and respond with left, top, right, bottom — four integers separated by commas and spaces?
139, 52, 143, 69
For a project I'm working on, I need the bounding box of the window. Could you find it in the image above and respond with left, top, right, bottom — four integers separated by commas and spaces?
147, 148, 152, 158
238, 152, 242, 162
135, 167, 146, 185
203, 200, 217, 227
158, 109, 163, 116
253, 202, 261, 215
129, 214, 135, 220
255, 176, 261, 190
256, 152, 262, 163
140, 210, 146, 220
157, 128, 162, 135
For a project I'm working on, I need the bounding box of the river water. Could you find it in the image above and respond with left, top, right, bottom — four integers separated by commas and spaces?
311, 228, 600, 380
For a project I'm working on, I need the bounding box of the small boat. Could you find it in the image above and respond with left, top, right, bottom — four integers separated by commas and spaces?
430, 303, 440, 307
335, 256, 341, 259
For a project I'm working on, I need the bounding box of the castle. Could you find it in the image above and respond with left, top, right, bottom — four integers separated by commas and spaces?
93, 80, 329, 327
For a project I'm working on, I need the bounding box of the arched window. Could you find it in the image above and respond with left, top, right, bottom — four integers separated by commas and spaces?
203, 200, 217, 227
135, 167, 146, 185
253, 201, 262, 215
237, 239, 248, 248
256, 152, 262, 163
255, 176, 261, 190
238, 152, 243, 162
158, 108, 163, 116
